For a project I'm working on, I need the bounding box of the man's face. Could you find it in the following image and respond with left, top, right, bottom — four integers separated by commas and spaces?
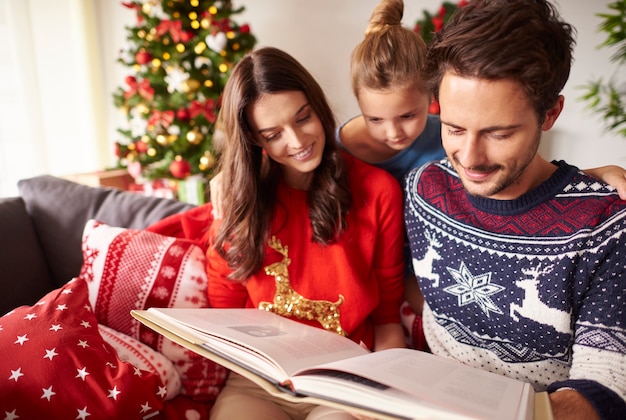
438, 72, 555, 200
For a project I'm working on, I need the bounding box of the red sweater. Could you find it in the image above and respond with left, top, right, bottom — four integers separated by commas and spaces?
148, 155, 405, 349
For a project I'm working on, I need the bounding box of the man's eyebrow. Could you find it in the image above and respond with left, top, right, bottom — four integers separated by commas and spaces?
257, 103, 310, 135
440, 119, 521, 132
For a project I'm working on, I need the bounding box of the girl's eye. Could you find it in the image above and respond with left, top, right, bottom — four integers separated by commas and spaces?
447, 129, 463, 136
367, 117, 382, 123
401, 113, 416, 120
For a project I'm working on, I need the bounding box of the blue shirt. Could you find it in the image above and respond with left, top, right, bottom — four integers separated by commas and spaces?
336, 114, 445, 185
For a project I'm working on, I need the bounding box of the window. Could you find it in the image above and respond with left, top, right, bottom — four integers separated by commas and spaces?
0, 0, 108, 197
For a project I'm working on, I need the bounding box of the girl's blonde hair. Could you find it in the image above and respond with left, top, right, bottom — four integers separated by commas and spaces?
350, 0, 428, 96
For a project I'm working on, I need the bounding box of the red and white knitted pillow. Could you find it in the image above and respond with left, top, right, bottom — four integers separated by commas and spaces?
79, 219, 227, 401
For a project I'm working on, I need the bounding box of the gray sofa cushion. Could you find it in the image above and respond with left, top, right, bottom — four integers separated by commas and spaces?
0, 197, 55, 314
18, 175, 195, 287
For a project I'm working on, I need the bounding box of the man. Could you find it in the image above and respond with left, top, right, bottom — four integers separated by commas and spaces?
404, 1, 626, 419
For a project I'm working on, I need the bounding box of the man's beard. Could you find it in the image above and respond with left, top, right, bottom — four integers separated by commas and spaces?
450, 128, 541, 198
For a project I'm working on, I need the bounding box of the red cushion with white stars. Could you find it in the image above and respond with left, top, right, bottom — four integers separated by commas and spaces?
0, 277, 165, 419
79, 219, 227, 401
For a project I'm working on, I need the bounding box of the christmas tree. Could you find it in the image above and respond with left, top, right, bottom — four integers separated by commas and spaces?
112, 0, 257, 185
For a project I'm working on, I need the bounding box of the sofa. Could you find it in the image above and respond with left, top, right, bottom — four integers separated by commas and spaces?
1, 175, 197, 314
0, 175, 229, 419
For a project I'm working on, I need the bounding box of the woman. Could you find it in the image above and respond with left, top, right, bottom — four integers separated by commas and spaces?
205, 46, 406, 419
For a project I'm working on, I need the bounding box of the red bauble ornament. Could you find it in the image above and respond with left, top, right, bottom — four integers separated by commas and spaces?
429, 100, 440, 115
135, 51, 152, 65
135, 140, 148, 153
169, 157, 191, 179
176, 108, 191, 121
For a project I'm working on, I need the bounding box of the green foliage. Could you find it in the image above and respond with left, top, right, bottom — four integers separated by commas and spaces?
113, 0, 257, 180
413, 1, 466, 45
580, 0, 626, 138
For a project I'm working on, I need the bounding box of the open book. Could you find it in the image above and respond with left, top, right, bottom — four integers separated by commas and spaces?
131, 308, 552, 420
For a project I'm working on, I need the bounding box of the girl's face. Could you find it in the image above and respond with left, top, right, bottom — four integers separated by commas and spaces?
357, 84, 431, 151
246, 90, 326, 190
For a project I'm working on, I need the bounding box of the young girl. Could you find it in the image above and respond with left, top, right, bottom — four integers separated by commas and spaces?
204, 46, 406, 419
337, 0, 443, 183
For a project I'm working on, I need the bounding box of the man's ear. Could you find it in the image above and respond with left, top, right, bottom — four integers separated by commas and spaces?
541, 95, 565, 131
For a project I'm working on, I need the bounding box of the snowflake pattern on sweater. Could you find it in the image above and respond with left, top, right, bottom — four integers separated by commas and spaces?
404, 159, 626, 412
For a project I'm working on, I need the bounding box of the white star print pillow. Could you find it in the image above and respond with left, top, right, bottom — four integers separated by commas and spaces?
0, 277, 165, 419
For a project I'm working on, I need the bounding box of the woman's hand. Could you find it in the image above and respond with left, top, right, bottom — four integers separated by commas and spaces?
583, 165, 626, 200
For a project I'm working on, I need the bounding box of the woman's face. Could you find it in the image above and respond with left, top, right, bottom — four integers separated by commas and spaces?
246, 90, 326, 190
357, 84, 431, 151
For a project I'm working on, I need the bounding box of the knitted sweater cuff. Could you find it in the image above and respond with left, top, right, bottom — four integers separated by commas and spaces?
548, 379, 626, 420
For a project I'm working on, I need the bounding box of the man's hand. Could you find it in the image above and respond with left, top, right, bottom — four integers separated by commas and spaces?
549, 389, 600, 420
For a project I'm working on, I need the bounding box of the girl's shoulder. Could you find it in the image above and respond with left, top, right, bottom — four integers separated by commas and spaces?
337, 115, 398, 163
337, 115, 369, 149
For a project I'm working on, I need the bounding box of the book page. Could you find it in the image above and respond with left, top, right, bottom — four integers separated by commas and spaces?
293, 348, 534, 420
144, 308, 368, 380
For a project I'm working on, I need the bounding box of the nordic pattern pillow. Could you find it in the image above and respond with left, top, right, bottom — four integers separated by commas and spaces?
98, 323, 182, 401
79, 219, 227, 401
0, 277, 165, 419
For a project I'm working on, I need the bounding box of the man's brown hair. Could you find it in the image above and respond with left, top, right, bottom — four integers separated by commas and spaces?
424, 0, 576, 121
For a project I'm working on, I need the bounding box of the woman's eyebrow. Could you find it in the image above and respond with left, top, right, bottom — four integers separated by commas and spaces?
256, 103, 310, 135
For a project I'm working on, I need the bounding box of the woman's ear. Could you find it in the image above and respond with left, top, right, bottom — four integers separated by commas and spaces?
541, 95, 565, 131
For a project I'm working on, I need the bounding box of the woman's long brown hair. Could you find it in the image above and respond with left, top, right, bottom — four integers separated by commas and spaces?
212, 47, 352, 280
